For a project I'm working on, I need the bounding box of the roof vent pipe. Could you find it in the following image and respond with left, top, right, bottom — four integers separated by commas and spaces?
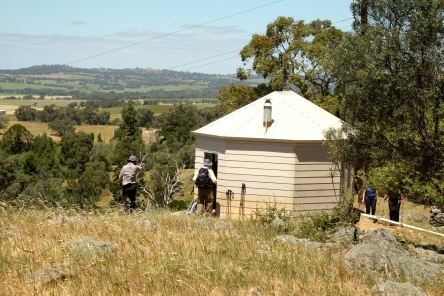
263, 99, 272, 127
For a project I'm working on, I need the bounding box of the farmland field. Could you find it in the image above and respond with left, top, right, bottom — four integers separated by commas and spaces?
0, 98, 85, 109
0, 82, 62, 90
0, 99, 207, 116
4, 120, 119, 143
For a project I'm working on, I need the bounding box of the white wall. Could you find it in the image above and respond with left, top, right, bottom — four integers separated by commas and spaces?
293, 144, 341, 213
194, 136, 342, 219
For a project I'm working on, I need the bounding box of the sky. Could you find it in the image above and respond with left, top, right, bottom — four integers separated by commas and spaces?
0, 0, 355, 75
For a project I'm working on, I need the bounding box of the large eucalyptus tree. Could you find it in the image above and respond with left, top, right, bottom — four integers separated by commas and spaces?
330, 0, 444, 205
237, 17, 343, 100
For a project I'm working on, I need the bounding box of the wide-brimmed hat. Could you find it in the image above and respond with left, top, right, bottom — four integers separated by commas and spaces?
203, 159, 212, 166
128, 155, 138, 162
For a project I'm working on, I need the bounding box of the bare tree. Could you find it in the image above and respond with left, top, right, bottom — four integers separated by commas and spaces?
139, 150, 192, 207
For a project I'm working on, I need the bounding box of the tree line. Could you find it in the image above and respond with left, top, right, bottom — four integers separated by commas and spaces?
0, 102, 221, 209
0, 65, 254, 100
0, 87, 220, 101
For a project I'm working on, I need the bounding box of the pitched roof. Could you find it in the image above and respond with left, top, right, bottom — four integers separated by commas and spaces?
193, 90, 343, 142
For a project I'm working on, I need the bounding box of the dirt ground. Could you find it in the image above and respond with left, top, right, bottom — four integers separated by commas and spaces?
356, 215, 397, 233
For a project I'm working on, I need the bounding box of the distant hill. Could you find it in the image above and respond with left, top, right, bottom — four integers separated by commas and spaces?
0, 64, 264, 100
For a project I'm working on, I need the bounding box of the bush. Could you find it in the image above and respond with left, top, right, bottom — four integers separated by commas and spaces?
168, 199, 188, 211
252, 202, 291, 225
295, 191, 360, 242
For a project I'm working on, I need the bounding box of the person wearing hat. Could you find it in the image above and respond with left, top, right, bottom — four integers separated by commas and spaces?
192, 159, 217, 215
119, 155, 143, 212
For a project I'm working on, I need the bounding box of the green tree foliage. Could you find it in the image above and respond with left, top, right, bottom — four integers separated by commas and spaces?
63, 106, 82, 125
89, 142, 111, 168
238, 17, 343, 99
81, 107, 99, 125
81, 107, 110, 125
48, 118, 76, 136
177, 145, 195, 169
60, 132, 94, 178
0, 116, 9, 131
0, 153, 33, 201
112, 104, 145, 166
136, 108, 154, 128
22, 178, 66, 207
217, 83, 259, 114
67, 161, 109, 209
153, 103, 204, 151
329, 0, 444, 207
29, 133, 63, 178
14, 103, 109, 125
14, 106, 38, 121
37, 104, 59, 123
0, 124, 33, 154
0, 132, 63, 202
0, 150, 16, 196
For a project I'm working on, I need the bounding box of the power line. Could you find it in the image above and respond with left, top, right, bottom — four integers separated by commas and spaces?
333, 17, 354, 24
338, 25, 353, 30
65, 0, 283, 66
183, 56, 240, 72
168, 49, 242, 70
172, 17, 355, 72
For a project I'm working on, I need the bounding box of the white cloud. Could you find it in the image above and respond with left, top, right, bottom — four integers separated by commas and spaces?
0, 32, 248, 74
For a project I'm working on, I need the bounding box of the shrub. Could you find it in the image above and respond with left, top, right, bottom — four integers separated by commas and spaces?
252, 202, 291, 225
295, 190, 360, 242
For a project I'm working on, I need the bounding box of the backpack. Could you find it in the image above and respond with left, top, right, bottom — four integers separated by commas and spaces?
195, 168, 212, 189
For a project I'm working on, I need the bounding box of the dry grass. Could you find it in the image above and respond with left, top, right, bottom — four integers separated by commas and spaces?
0, 207, 374, 296
75, 125, 117, 143
1, 204, 442, 296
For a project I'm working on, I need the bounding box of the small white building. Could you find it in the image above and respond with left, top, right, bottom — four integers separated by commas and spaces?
0, 110, 6, 115
192, 90, 354, 219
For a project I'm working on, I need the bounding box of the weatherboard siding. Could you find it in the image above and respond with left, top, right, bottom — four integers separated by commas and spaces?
194, 137, 343, 218
293, 144, 341, 212
214, 140, 296, 218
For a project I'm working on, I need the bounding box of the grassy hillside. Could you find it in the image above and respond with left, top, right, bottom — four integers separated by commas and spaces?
0, 64, 263, 100
0, 201, 442, 296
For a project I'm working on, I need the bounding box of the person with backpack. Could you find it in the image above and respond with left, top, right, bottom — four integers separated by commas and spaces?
361, 184, 379, 215
383, 191, 405, 222
119, 155, 143, 212
192, 159, 217, 215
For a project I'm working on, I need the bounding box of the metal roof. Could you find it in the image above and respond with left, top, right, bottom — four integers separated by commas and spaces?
192, 90, 343, 142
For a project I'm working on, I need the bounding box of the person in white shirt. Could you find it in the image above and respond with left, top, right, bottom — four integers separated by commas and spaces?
119, 155, 142, 212
192, 159, 217, 214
